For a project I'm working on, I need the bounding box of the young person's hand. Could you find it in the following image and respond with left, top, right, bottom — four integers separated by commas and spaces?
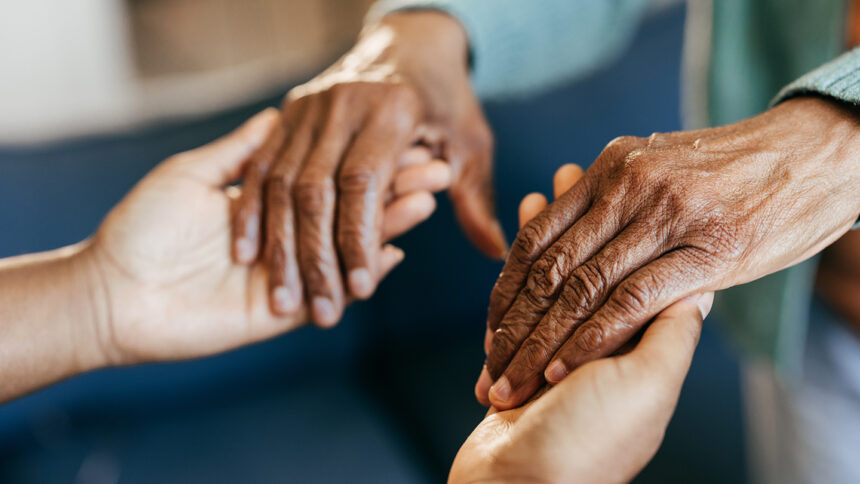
230, 11, 505, 326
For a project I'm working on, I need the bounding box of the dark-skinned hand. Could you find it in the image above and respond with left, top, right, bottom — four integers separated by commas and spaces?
482, 97, 860, 410
230, 11, 505, 327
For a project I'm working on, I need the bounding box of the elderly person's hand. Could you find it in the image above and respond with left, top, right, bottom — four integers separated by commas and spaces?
86, 108, 447, 366
482, 96, 860, 409
451, 180, 713, 484
230, 11, 504, 327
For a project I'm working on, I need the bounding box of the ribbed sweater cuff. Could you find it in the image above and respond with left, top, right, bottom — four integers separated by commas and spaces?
773, 47, 860, 106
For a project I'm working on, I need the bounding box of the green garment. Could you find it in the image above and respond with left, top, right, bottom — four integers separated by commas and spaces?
369, 0, 858, 378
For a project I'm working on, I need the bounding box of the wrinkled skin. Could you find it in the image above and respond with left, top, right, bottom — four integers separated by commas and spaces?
86, 109, 450, 365
483, 97, 860, 409
451, 173, 713, 483
231, 12, 505, 327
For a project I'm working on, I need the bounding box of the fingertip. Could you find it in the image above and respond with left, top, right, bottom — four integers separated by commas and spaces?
544, 360, 569, 384
487, 220, 509, 260
475, 366, 493, 407
518, 192, 548, 228
312, 297, 339, 329
378, 244, 406, 280
553, 163, 583, 199
234, 237, 257, 264
488, 376, 512, 409
270, 285, 299, 315
348, 268, 375, 299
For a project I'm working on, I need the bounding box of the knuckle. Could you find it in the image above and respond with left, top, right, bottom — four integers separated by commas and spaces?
613, 278, 654, 317
558, 261, 610, 317
695, 217, 745, 262
292, 175, 334, 215
511, 222, 545, 261
574, 322, 605, 353
519, 337, 554, 371
525, 253, 568, 303
338, 165, 377, 194
606, 135, 642, 153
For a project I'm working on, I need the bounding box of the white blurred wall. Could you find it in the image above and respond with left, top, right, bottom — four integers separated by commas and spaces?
0, 0, 372, 145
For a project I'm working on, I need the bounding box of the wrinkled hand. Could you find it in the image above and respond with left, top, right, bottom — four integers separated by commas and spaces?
451, 184, 713, 484
231, 11, 505, 327
85, 109, 447, 365
484, 97, 860, 409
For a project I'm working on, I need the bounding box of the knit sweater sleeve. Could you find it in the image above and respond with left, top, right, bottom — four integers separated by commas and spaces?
367, 0, 652, 99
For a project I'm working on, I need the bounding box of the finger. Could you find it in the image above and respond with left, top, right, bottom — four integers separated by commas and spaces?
488, 221, 667, 408
485, 178, 593, 334
294, 105, 353, 328
475, 365, 493, 407
485, 190, 629, 382
381, 191, 437, 242
398, 145, 433, 168
338, 109, 415, 300
544, 248, 712, 383
231, 114, 288, 264
617, 292, 710, 385
263, 102, 318, 314
449, 146, 508, 260
393, 160, 451, 196
553, 163, 583, 199
174, 107, 280, 186
376, 244, 406, 281
475, 191, 544, 405
518, 193, 548, 229
486, 137, 647, 335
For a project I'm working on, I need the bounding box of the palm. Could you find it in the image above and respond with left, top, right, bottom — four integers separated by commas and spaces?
94, 151, 303, 364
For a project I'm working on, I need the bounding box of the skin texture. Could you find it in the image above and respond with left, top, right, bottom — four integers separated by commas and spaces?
451, 167, 714, 483
0, 109, 450, 401
231, 11, 505, 327
483, 97, 860, 409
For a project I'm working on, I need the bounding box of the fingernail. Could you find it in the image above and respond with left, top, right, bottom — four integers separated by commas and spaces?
236, 238, 255, 262
312, 297, 337, 327
475, 366, 493, 405
272, 286, 297, 313
489, 376, 511, 405
545, 360, 569, 384
348, 268, 374, 299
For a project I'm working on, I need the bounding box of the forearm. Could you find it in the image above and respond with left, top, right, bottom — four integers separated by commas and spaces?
0, 242, 107, 402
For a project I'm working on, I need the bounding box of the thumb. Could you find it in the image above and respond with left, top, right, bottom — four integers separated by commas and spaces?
449, 149, 507, 259
618, 292, 711, 386
167, 108, 281, 187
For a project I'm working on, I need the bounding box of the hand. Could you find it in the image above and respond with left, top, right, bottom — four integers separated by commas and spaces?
84, 109, 448, 365
451, 181, 713, 484
481, 96, 860, 409
230, 11, 506, 327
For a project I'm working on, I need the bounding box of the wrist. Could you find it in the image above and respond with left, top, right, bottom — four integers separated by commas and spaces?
70, 241, 121, 370
366, 10, 473, 117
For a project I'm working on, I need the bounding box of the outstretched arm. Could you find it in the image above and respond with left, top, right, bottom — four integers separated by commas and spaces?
0, 109, 450, 403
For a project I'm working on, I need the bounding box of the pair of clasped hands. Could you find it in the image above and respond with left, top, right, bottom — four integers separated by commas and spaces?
80, 104, 712, 482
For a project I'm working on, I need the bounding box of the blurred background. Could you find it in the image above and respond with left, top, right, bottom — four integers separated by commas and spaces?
0, 1, 745, 482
